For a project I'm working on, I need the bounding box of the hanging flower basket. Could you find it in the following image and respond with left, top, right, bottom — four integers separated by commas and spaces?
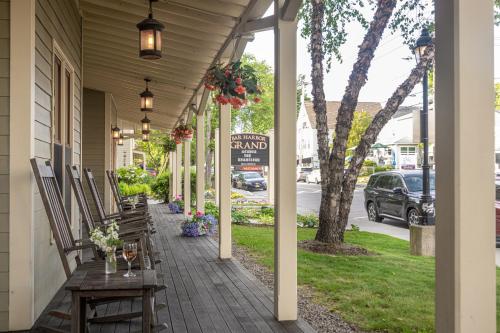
181, 211, 218, 237
163, 137, 177, 153
204, 61, 262, 110
172, 125, 193, 143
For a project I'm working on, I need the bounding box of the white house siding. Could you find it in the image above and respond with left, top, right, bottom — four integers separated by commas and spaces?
0, 0, 9, 329
33, 0, 82, 319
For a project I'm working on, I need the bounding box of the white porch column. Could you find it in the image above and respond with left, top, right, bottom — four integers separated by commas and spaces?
183, 140, 191, 215
215, 128, 220, 206
219, 105, 231, 259
435, 0, 495, 332
196, 113, 205, 212
9, 0, 36, 329
176, 143, 182, 199
268, 130, 275, 204
169, 151, 175, 200
273, 7, 298, 321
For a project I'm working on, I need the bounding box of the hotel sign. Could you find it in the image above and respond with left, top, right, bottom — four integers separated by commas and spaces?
231, 133, 269, 166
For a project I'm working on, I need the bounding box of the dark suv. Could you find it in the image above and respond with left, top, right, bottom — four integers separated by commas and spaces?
364, 170, 435, 226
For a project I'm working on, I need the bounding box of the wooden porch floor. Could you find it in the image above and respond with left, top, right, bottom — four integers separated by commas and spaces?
33, 203, 315, 333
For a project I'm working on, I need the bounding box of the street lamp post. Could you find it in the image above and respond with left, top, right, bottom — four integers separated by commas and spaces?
413, 28, 433, 225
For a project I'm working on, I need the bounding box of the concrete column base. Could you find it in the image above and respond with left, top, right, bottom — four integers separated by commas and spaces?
410, 225, 435, 256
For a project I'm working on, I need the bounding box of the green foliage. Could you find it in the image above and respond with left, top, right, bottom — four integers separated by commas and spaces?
363, 160, 377, 167
150, 172, 170, 202
350, 224, 360, 232
180, 168, 197, 204
204, 202, 220, 220
231, 208, 250, 224
346, 111, 373, 151
374, 165, 394, 173
297, 214, 319, 228
162, 137, 177, 153
135, 130, 169, 174
231, 54, 274, 134
116, 166, 151, 185
299, 0, 368, 70
118, 182, 151, 196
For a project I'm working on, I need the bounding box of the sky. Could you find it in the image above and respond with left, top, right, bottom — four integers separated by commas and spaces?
244, 12, 500, 108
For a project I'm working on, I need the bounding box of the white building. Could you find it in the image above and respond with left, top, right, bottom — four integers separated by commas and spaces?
296, 99, 381, 167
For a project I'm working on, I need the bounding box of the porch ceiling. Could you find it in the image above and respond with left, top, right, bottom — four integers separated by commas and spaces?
80, 0, 270, 131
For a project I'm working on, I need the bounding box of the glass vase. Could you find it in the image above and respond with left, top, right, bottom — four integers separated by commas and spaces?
105, 248, 117, 274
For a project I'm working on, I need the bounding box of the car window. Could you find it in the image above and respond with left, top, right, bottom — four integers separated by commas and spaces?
367, 175, 379, 188
404, 174, 436, 192
375, 175, 392, 190
392, 176, 404, 189
244, 173, 261, 179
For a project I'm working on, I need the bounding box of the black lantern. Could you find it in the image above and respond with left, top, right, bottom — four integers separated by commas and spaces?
136, 0, 164, 60
112, 125, 120, 140
141, 115, 151, 133
413, 28, 432, 63
142, 132, 150, 142
140, 78, 154, 112
117, 133, 124, 146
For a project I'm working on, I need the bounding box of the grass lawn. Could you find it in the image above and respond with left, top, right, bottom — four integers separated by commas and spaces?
233, 225, 500, 333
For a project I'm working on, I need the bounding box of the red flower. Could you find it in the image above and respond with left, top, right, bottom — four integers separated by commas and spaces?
224, 70, 231, 78
204, 83, 216, 91
253, 97, 261, 103
235, 77, 242, 85
234, 85, 246, 94
187, 212, 192, 216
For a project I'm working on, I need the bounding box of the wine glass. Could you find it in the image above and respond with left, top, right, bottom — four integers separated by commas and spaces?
122, 242, 138, 277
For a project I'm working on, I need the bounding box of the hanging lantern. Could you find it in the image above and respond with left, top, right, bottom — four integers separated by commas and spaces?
136, 0, 164, 60
117, 133, 124, 146
141, 115, 151, 133
140, 78, 154, 112
142, 132, 150, 142
112, 125, 120, 140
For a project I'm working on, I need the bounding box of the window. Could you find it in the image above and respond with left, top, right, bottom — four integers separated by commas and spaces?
401, 146, 416, 155
65, 70, 72, 147
53, 44, 74, 148
54, 56, 62, 143
375, 175, 393, 190
392, 176, 404, 188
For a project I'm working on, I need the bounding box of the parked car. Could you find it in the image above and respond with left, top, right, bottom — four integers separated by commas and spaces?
306, 169, 321, 184
232, 170, 243, 185
297, 167, 313, 182
234, 172, 267, 191
364, 170, 436, 226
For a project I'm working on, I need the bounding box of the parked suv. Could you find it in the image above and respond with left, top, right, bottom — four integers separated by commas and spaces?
364, 170, 436, 226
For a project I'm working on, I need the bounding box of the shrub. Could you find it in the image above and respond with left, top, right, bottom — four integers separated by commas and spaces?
205, 202, 220, 220
119, 182, 151, 196
375, 165, 394, 173
231, 208, 250, 224
151, 172, 170, 202
297, 213, 319, 228
363, 160, 377, 167
116, 166, 151, 185
231, 191, 245, 199
259, 206, 274, 217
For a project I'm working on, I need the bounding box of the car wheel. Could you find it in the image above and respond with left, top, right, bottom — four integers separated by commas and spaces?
367, 202, 383, 222
407, 209, 420, 227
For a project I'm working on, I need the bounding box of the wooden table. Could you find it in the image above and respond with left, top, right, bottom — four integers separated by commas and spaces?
66, 269, 157, 333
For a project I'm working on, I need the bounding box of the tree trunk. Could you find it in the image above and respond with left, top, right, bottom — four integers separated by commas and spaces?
337, 45, 435, 232
309, 0, 334, 242
315, 0, 398, 244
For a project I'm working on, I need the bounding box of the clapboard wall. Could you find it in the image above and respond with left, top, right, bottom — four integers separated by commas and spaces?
0, 1, 9, 330
33, 0, 82, 319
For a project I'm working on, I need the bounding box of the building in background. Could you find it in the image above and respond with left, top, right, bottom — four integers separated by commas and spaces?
296, 99, 381, 168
